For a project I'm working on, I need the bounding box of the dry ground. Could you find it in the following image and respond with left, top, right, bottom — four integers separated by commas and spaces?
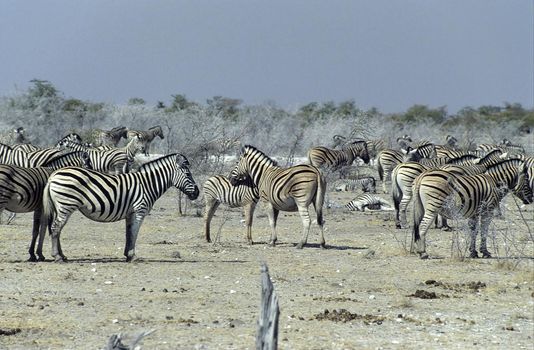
0, 184, 533, 349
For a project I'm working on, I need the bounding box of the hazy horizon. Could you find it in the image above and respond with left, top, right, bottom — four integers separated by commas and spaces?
1, 0, 532, 114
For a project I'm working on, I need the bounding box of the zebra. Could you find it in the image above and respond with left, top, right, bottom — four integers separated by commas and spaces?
1, 142, 31, 167
54, 133, 83, 147
57, 136, 145, 174
0, 151, 92, 261
203, 175, 260, 244
500, 138, 525, 154
39, 153, 200, 262
229, 145, 326, 249
345, 194, 393, 212
127, 126, 164, 156
308, 140, 370, 173
11, 143, 41, 152
0, 127, 27, 145
92, 126, 129, 147
391, 155, 482, 229
412, 159, 533, 259
333, 176, 376, 193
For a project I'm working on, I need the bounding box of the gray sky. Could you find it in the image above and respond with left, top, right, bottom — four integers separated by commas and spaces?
0, 0, 532, 113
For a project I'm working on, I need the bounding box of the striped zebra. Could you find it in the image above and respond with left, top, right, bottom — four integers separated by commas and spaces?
39, 153, 199, 262
308, 140, 370, 173
0, 151, 92, 261
12, 143, 41, 152
1, 143, 31, 167
377, 146, 429, 193
54, 133, 83, 147
58, 136, 145, 174
412, 159, 533, 259
204, 175, 260, 244
92, 126, 129, 147
391, 155, 482, 229
230, 145, 326, 249
333, 176, 376, 193
345, 194, 393, 212
127, 126, 164, 156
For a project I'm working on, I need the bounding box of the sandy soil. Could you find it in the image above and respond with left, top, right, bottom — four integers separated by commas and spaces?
0, 184, 533, 349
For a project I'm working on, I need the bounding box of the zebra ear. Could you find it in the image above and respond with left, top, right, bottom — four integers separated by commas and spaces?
176, 154, 190, 167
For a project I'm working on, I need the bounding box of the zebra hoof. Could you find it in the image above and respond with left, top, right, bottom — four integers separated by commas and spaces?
395, 224, 402, 229
320, 242, 326, 249
38, 255, 46, 262
469, 251, 479, 259
295, 243, 304, 249
28, 255, 37, 262
419, 253, 429, 260
54, 257, 67, 263
126, 255, 139, 262
268, 240, 276, 247
481, 251, 492, 258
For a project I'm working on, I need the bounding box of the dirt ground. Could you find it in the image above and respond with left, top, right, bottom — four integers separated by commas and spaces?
0, 181, 533, 349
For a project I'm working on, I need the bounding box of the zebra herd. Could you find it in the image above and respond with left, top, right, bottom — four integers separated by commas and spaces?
1, 125, 533, 262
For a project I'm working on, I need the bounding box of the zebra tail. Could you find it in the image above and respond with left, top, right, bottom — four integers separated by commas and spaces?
391, 170, 402, 212
377, 157, 384, 182
315, 173, 326, 225
412, 179, 424, 243
41, 182, 55, 236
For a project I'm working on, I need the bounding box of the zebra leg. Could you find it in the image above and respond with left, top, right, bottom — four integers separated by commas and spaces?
204, 199, 220, 243
124, 212, 146, 262
28, 210, 43, 262
244, 202, 256, 245
6, 211, 16, 225
479, 215, 492, 258
413, 213, 437, 259
296, 204, 312, 249
266, 205, 279, 246
398, 195, 412, 229
468, 218, 479, 258
50, 214, 72, 262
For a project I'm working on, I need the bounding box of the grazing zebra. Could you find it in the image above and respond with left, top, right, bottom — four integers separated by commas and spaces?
345, 194, 393, 212
93, 126, 129, 147
412, 159, 533, 259
58, 136, 145, 174
308, 140, 370, 174
230, 145, 326, 249
203, 175, 260, 244
39, 154, 199, 262
127, 126, 164, 156
0, 151, 92, 261
333, 176, 376, 193
200, 137, 241, 161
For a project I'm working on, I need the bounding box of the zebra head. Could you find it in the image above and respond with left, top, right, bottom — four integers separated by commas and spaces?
346, 141, 370, 164
229, 145, 274, 186
81, 152, 93, 169
150, 125, 165, 139
512, 163, 533, 205
172, 154, 199, 200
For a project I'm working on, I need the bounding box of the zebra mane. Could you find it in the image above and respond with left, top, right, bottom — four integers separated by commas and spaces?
148, 125, 162, 131
242, 145, 278, 167
446, 154, 478, 164
41, 151, 88, 166
484, 158, 523, 171
0, 142, 13, 150
138, 153, 190, 170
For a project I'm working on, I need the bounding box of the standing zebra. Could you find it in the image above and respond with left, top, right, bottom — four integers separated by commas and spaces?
391, 155, 480, 229
230, 145, 326, 249
127, 126, 164, 156
308, 140, 370, 173
204, 175, 260, 244
412, 159, 533, 259
58, 136, 145, 174
0, 151, 92, 261
93, 126, 129, 147
39, 154, 199, 262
